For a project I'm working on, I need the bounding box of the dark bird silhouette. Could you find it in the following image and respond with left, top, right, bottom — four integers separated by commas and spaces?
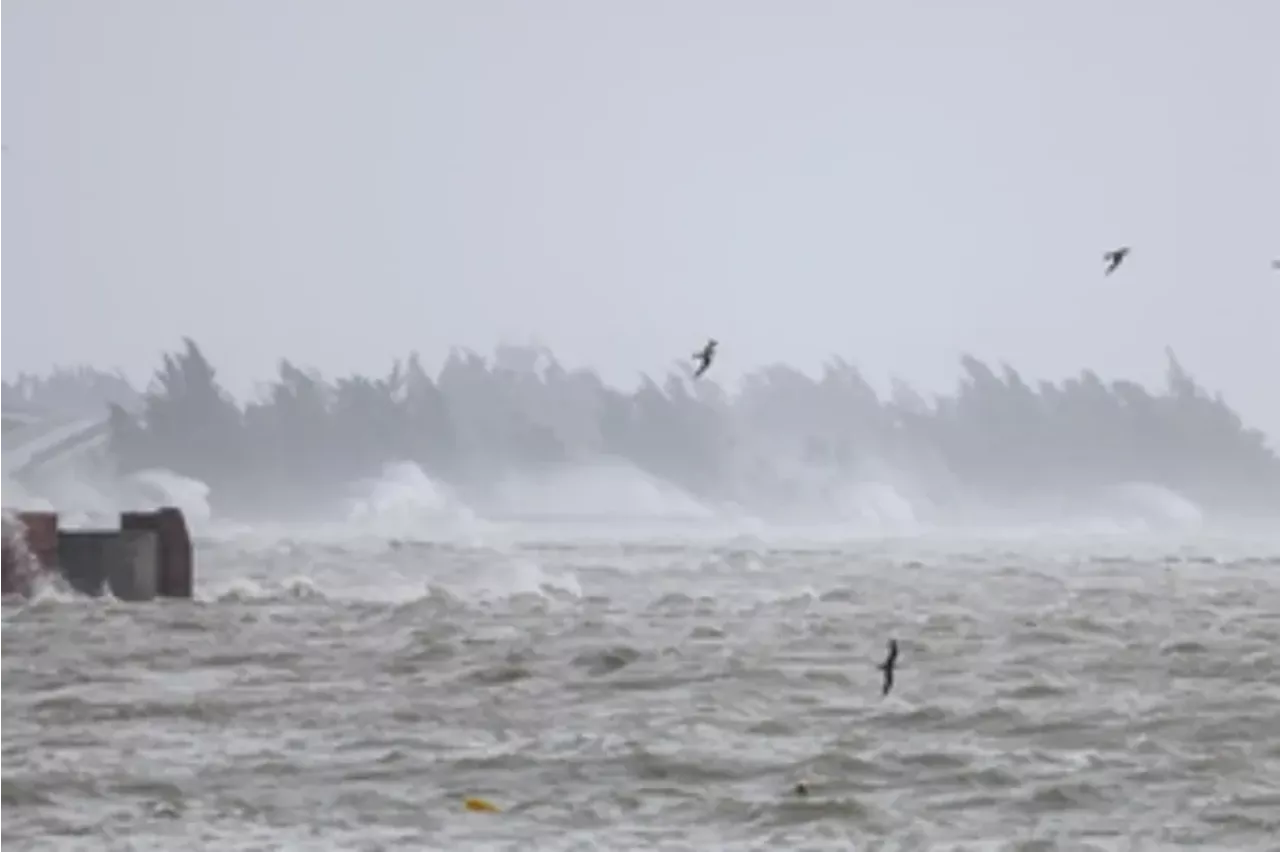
877, 639, 899, 697
692, 339, 718, 379
1103, 246, 1130, 276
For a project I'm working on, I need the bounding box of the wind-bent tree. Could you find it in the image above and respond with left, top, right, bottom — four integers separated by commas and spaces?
81, 338, 1280, 519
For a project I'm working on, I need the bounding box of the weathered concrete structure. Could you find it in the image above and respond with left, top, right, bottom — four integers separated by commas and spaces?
16, 511, 58, 569
122, 508, 193, 597
56, 528, 161, 600
1, 510, 58, 596
1, 508, 193, 601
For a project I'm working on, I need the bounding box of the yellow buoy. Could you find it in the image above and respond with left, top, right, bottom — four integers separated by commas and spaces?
464, 797, 500, 813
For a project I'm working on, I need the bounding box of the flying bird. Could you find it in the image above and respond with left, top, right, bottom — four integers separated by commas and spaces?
692, 339, 718, 379
877, 639, 899, 697
1103, 247, 1130, 276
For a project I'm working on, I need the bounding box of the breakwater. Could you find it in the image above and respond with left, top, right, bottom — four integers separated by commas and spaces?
1, 508, 193, 601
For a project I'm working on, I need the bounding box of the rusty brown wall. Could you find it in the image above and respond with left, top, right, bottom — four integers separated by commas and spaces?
120, 507, 193, 598
19, 511, 59, 568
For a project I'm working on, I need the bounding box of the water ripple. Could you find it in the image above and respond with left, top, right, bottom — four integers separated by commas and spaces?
4, 537, 1279, 850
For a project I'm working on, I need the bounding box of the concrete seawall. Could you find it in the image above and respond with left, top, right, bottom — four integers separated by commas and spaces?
1, 508, 193, 601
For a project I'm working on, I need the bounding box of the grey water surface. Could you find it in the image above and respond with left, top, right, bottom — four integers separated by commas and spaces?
4, 530, 1279, 851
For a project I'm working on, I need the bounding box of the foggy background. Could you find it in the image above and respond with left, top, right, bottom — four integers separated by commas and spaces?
3, 1, 1279, 531
4, 1, 1277, 426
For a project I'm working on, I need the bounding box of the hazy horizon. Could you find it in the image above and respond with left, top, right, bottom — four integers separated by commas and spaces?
4, 11, 1279, 841
4, 2, 1278, 438
6, 338, 1278, 533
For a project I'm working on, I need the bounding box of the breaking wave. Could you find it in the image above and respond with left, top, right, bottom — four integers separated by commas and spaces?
4, 343, 1276, 535
1, 466, 213, 533
485, 460, 716, 522
2, 450, 1216, 550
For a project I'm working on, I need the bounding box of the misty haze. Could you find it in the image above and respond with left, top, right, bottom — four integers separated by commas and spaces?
3, 2, 1278, 850
4, 340, 1279, 530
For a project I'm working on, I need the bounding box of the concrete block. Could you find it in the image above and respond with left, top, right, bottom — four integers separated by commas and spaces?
2, 517, 19, 595
121, 507, 193, 598
20, 511, 60, 568
110, 530, 160, 601
57, 530, 117, 598
3, 507, 193, 601
57, 529, 161, 602
2, 511, 58, 595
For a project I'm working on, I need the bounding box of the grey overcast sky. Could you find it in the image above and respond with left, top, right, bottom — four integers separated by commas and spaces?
3, 2, 1277, 433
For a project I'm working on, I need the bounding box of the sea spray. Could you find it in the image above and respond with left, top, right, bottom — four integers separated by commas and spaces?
346, 461, 480, 539
0, 506, 39, 593
127, 468, 214, 530
484, 459, 715, 522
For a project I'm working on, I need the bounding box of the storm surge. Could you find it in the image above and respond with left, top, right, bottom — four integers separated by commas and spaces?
3, 340, 1278, 532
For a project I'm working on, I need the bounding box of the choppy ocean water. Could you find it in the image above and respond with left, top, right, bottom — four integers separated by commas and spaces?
3, 525, 1279, 851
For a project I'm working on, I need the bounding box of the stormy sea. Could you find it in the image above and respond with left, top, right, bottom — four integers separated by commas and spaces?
2, 467, 1278, 851
4, 350, 1280, 850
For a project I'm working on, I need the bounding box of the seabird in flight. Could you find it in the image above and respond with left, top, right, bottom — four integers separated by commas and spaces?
1103, 247, 1130, 276
692, 339, 718, 379
878, 639, 899, 697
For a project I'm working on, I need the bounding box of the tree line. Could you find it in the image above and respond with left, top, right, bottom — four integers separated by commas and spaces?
9, 339, 1279, 519
3, 366, 140, 419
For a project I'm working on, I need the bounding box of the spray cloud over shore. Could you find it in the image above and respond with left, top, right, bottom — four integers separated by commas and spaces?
6, 339, 1277, 535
